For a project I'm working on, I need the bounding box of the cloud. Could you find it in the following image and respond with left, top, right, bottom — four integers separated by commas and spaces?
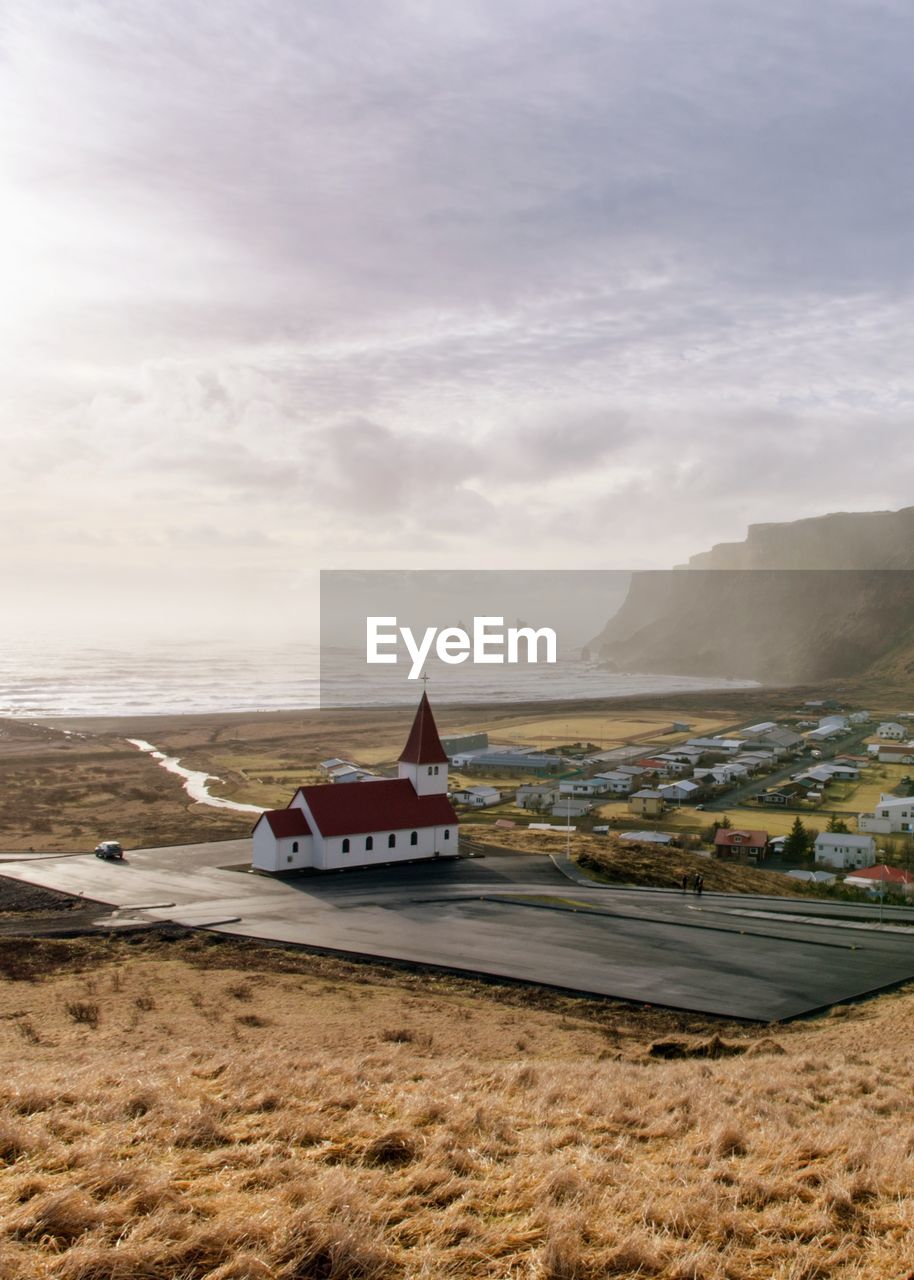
3, 0, 914, 636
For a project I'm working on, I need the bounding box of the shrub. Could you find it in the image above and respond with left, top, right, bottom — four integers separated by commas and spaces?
65, 1001, 100, 1028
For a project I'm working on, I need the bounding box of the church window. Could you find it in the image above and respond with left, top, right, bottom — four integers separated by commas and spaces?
365, 835, 374, 851
292, 841, 299, 853
433, 766, 439, 775
427, 766, 433, 775
443, 828, 450, 839
410, 831, 418, 846
388, 833, 396, 848
342, 838, 350, 853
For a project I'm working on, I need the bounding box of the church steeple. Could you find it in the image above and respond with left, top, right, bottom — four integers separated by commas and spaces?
398, 691, 449, 795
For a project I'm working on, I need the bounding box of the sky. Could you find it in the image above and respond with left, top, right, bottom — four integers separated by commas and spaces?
3, 0, 914, 641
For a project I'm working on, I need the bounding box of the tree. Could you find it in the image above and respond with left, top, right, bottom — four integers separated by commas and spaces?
826, 812, 849, 833
784, 815, 810, 860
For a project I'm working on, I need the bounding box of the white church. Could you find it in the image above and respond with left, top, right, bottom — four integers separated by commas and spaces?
251, 692, 459, 873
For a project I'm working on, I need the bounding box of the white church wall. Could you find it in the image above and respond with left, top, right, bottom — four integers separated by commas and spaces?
252, 824, 314, 873
318, 823, 457, 871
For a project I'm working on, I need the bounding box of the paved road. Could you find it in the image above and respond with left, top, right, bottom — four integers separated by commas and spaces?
705, 728, 872, 812
3, 840, 914, 1022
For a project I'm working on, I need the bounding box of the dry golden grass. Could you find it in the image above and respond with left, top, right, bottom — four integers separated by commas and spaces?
2, 934, 914, 1278
463, 824, 826, 897
486, 711, 732, 749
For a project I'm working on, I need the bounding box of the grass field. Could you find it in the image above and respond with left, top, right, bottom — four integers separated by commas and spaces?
487, 711, 733, 750
0, 695, 754, 854
2, 931, 914, 1279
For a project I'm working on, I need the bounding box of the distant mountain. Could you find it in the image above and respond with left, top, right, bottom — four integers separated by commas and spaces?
593, 507, 914, 687
679, 506, 914, 571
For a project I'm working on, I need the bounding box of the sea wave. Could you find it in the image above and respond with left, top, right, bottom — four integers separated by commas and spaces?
0, 637, 756, 718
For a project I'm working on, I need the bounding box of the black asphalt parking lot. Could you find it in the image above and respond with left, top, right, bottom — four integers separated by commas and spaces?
3, 841, 914, 1021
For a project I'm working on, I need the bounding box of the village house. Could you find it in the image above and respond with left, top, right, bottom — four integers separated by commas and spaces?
686, 736, 745, 755
858, 794, 914, 835
629, 789, 665, 817
252, 693, 458, 873
844, 864, 914, 897
637, 758, 676, 778
758, 779, 813, 805
876, 742, 914, 765
651, 753, 696, 775
814, 832, 876, 870
736, 751, 778, 772
552, 797, 593, 819
326, 764, 377, 784
694, 762, 748, 786
806, 725, 842, 743
559, 778, 609, 797
586, 768, 629, 788
451, 785, 501, 808
714, 828, 769, 861
515, 783, 561, 810
659, 747, 704, 764
818, 714, 849, 732
742, 724, 804, 755
592, 770, 635, 794
877, 722, 907, 740
658, 779, 702, 804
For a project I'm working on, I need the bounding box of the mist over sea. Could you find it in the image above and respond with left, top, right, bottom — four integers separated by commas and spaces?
0, 637, 756, 719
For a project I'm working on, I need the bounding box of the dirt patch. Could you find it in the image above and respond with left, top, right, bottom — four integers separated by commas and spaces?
0, 877, 84, 917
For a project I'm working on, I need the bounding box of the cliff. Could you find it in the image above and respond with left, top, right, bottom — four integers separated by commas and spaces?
593, 507, 914, 686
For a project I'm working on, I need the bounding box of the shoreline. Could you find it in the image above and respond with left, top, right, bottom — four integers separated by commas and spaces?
19, 681, 821, 736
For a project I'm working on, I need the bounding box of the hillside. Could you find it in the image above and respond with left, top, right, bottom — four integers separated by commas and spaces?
2, 931, 914, 1279
462, 825, 825, 898
592, 506, 914, 688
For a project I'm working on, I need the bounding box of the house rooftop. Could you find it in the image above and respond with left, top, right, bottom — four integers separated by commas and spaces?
845, 864, 914, 884
714, 828, 768, 846
815, 832, 875, 847
255, 809, 311, 838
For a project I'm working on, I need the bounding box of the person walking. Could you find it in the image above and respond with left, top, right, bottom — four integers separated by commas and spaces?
695, 874, 704, 896
681, 873, 690, 892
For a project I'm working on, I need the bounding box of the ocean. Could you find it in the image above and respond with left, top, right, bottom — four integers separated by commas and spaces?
0, 637, 756, 719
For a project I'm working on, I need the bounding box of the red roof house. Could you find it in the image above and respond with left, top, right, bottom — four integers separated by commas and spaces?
714, 828, 769, 859
844, 865, 914, 895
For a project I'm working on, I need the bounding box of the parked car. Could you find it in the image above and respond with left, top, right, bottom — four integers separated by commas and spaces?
94, 840, 124, 861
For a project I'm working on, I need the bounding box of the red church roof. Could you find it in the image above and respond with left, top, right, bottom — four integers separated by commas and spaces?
254, 808, 312, 838
398, 691, 449, 765
290, 778, 457, 838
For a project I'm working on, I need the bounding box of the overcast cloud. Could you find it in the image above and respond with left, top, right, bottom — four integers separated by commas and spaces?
2, 0, 914, 638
